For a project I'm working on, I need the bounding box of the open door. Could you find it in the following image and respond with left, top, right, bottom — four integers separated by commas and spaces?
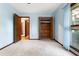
25, 18, 30, 39
14, 14, 22, 42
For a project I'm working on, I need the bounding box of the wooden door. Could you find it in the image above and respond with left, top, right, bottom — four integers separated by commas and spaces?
50, 17, 53, 39
40, 23, 50, 39
25, 19, 30, 39
14, 14, 22, 42
39, 17, 53, 39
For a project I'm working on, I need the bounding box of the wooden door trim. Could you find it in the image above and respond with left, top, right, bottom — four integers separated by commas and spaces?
13, 14, 18, 43
39, 17, 53, 40
25, 19, 30, 39
20, 16, 30, 18
50, 17, 53, 39
38, 17, 41, 39
13, 14, 30, 42
21, 16, 30, 39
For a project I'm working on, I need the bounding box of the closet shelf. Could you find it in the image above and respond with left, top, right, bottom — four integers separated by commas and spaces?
40, 21, 50, 23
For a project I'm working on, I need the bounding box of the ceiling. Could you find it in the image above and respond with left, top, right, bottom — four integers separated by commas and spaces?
11, 3, 62, 13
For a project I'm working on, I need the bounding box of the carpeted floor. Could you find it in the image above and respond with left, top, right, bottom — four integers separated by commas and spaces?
0, 39, 74, 56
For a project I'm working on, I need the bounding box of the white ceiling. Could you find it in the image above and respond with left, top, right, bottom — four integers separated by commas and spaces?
11, 3, 62, 13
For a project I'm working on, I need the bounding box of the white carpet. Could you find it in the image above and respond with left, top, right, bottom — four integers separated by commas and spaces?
0, 40, 74, 56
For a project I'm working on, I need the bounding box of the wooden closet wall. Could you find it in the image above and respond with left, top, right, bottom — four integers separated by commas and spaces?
39, 17, 53, 39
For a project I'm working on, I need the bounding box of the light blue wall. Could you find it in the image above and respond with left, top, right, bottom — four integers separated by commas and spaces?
54, 4, 64, 44
54, 3, 71, 50
63, 4, 71, 50
19, 12, 54, 39
0, 4, 54, 49
0, 4, 19, 48
0, 3, 71, 50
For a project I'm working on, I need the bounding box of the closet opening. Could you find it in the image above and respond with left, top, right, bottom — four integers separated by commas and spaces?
39, 17, 54, 40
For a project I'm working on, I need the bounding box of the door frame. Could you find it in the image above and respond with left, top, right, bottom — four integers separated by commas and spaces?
13, 14, 30, 43
20, 16, 30, 40
39, 17, 53, 40
24, 17, 30, 39
13, 14, 15, 43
